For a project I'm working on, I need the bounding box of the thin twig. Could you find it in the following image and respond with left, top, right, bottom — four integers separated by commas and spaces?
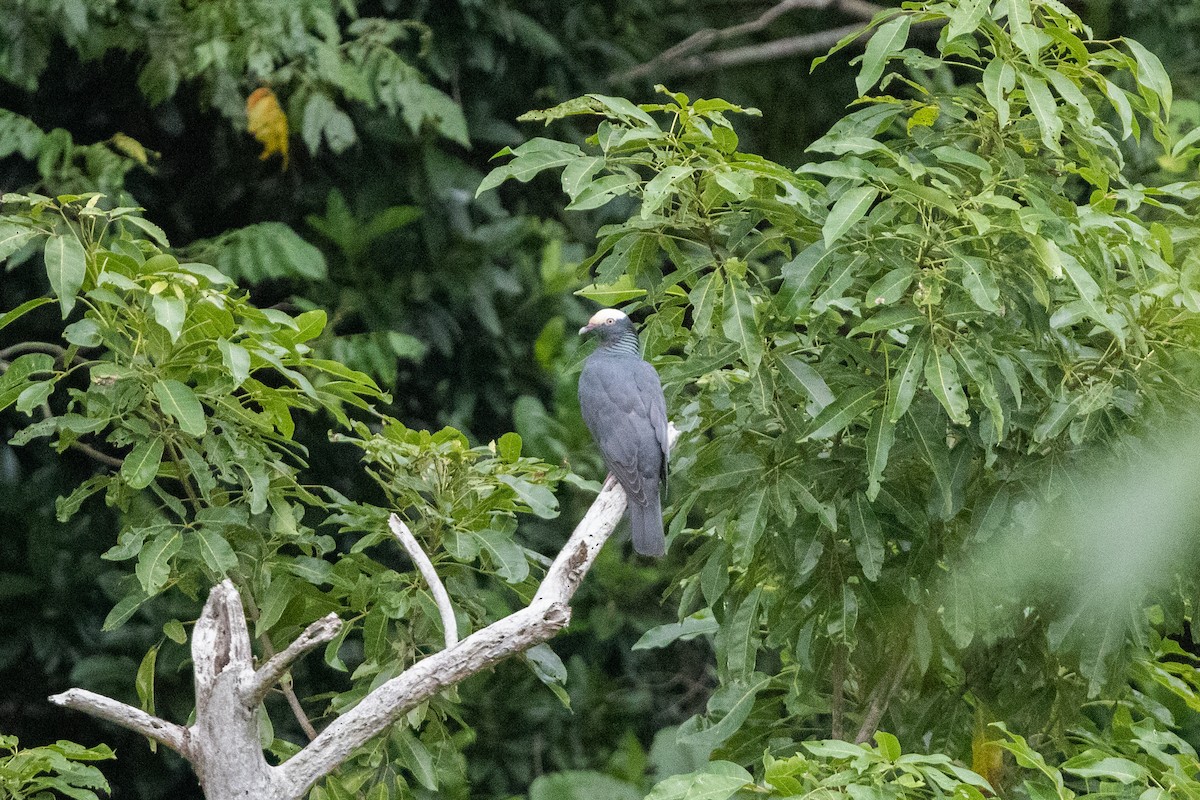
611, 0, 885, 83
0, 341, 87, 365
37, 401, 123, 467
49, 689, 191, 756
246, 614, 343, 713
237, 582, 325, 741
388, 514, 458, 649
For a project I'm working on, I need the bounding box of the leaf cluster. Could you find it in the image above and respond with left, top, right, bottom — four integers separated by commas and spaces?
480, 0, 1200, 769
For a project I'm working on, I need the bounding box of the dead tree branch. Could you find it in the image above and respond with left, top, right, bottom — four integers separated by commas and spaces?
50, 425, 680, 800
611, 0, 885, 83
388, 514, 458, 648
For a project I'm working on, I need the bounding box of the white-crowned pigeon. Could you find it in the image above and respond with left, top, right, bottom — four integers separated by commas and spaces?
578, 308, 669, 556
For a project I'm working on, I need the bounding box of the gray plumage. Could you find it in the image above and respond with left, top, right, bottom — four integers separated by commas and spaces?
578, 309, 669, 557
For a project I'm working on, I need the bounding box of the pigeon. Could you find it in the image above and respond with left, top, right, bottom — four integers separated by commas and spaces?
578, 308, 669, 556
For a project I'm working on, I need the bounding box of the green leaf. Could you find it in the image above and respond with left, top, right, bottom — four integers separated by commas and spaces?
641, 165, 693, 219
856, 16, 911, 95
874, 731, 902, 760
1061, 752, 1149, 784
103, 590, 149, 631
392, 728, 438, 791
848, 493, 884, 581
803, 740, 870, 759
15, 380, 54, 414
946, 0, 990, 42
575, 276, 647, 305
779, 241, 833, 317
162, 619, 187, 644
560, 156, 605, 200
722, 276, 763, 368
982, 59, 1015, 127
866, 405, 896, 501
135, 643, 159, 716
120, 214, 169, 246
730, 489, 768, 568
678, 676, 770, 751
151, 294, 186, 342
924, 346, 970, 425
1019, 72, 1063, 152
802, 386, 876, 441
887, 333, 926, 425
633, 609, 718, 650
475, 531, 530, 583
0, 297, 52, 333
0, 221, 39, 262
689, 269, 723, 334
153, 379, 206, 437
63, 317, 102, 346
865, 268, 915, 307
1125, 38, 1172, 113
477, 138, 585, 195
567, 174, 639, 211
823, 186, 878, 247
44, 233, 87, 317
725, 586, 762, 680
135, 528, 181, 595
497, 474, 559, 518
956, 254, 1000, 312
645, 761, 753, 800
1032, 396, 1082, 442
197, 529, 238, 574
121, 438, 164, 490
776, 354, 835, 414
217, 339, 251, 385
497, 431, 522, 461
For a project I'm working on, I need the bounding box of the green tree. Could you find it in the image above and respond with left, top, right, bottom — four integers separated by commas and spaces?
482, 0, 1200, 795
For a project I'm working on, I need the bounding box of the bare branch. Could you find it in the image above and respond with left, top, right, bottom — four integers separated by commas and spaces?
49, 425, 682, 800
245, 614, 343, 708
276, 424, 681, 797
0, 341, 87, 364
388, 514, 458, 649
68, 438, 124, 468
49, 689, 190, 756
611, 0, 886, 83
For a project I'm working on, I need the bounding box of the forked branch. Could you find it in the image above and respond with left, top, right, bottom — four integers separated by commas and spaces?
50, 424, 680, 800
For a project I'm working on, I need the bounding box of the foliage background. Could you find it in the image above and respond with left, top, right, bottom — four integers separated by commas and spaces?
2, 1, 1200, 799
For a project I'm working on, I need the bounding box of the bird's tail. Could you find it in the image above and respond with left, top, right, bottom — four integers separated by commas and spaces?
630, 494, 665, 557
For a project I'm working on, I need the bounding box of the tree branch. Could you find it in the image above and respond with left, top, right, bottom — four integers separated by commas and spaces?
388, 514, 458, 649
48, 688, 191, 756
277, 424, 680, 797
611, 0, 885, 83
49, 424, 680, 800
245, 614, 343, 708
854, 651, 912, 744
831, 643, 846, 740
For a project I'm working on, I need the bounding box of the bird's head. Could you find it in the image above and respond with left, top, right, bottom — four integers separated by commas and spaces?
579, 308, 634, 342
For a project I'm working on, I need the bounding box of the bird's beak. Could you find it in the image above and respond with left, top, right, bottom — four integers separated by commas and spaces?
579, 323, 595, 336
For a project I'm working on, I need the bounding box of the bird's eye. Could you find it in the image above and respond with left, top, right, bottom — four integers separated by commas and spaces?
605, 318, 614, 325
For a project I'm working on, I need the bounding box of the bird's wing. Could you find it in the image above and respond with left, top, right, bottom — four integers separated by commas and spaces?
579, 358, 664, 506
640, 361, 669, 490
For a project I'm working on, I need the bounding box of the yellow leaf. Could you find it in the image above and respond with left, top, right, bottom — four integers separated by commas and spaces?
907, 103, 940, 133
109, 132, 155, 166
246, 87, 289, 170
